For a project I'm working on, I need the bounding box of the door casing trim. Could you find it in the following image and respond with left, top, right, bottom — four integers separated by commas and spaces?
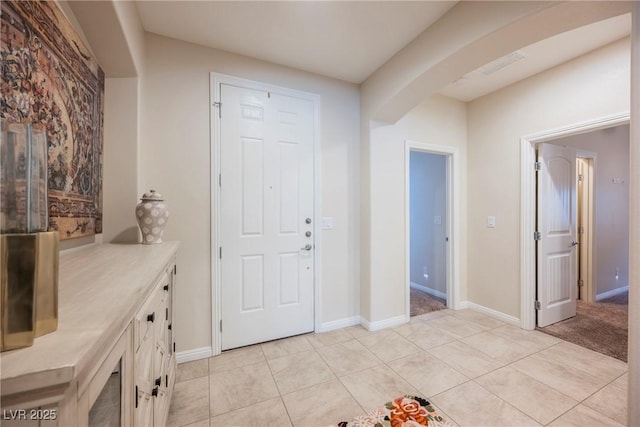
520, 112, 629, 330
210, 73, 322, 355
405, 140, 461, 322
576, 153, 597, 303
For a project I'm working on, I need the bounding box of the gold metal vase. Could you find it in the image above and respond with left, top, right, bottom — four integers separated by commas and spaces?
0, 231, 58, 351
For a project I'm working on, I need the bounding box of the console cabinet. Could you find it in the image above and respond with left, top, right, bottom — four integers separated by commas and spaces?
134, 265, 176, 427
0, 242, 179, 427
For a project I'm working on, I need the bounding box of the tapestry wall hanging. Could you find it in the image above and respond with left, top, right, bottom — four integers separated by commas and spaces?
1, 0, 104, 240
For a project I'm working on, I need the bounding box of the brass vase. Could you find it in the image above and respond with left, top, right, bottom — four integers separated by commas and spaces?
1, 232, 59, 351
0, 121, 59, 352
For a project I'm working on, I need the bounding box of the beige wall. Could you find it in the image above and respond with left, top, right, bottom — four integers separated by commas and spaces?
551, 125, 630, 297
103, 78, 141, 243
362, 2, 630, 123
358, 2, 630, 326
140, 33, 360, 352
112, 0, 146, 75
368, 95, 467, 323
467, 38, 630, 318
61, 0, 631, 345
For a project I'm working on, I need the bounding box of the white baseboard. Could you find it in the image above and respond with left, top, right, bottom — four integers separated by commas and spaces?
177, 316, 362, 363
456, 300, 469, 310
410, 282, 447, 300
460, 301, 520, 327
176, 346, 213, 364
596, 285, 629, 301
318, 316, 360, 333
360, 314, 406, 332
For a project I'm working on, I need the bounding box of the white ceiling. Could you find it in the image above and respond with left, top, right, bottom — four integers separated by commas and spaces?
136, 1, 456, 84
135, 1, 631, 102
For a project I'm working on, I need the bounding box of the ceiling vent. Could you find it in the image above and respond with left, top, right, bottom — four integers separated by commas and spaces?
452, 76, 468, 86
477, 50, 526, 75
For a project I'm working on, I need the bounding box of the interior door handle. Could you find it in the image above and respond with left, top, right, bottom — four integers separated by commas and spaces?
300, 244, 312, 251
571, 240, 579, 247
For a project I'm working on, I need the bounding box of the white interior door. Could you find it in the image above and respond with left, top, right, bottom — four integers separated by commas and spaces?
537, 143, 578, 327
220, 83, 315, 350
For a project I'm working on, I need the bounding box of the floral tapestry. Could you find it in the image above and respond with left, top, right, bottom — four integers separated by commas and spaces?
1, 0, 104, 240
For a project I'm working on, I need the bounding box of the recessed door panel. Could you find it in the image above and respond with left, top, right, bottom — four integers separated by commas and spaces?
546, 252, 572, 305
547, 157, 572, 234
241, 255, 264, 311
279, 141, 299, 234
279, 253, 300, 306
241, 137, 264, 236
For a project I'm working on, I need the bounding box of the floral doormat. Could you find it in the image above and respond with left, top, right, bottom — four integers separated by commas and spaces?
329, 395, 455, 427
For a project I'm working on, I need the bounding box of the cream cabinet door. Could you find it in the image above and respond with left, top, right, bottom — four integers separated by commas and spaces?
134, 275, 168, 426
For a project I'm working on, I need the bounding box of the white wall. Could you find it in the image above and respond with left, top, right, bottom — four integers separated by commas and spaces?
410, 152, 447, 294
357, 2, 629, 326
103, 78, 140, 243
362, 2, 630, 122
368, 95, 467, 323
551, 125, 630, 297
140, 33, 360, 353
111, 0, 146, 75
467, 38, 630, 318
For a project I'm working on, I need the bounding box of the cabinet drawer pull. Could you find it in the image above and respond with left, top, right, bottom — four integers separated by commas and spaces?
152, 386, 159, 397
147, 312, 155, 323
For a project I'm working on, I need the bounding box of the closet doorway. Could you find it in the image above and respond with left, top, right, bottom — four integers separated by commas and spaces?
405, 141, 459, 318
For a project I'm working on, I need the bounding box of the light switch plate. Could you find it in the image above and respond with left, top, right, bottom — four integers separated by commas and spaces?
487, 216, 496, 228
321, 217, 334, 230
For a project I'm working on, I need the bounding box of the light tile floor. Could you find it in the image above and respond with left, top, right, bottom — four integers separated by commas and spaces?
168, 309, 628, 427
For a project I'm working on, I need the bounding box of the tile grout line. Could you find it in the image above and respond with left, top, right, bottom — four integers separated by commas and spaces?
180, 310, 626, 426
265, 358, 296, 427
423, 321, 577, 425
315, 341, 386, 379
208, 347, 283, 423
458, 330, 624, 425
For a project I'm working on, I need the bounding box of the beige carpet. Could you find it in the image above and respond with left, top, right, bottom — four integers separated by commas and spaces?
538, 292, 628, 362
410, 289, 446, 317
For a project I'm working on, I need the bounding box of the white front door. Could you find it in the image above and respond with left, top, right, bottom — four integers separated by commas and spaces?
219, 83, 315, 350
537, 143, 578, 327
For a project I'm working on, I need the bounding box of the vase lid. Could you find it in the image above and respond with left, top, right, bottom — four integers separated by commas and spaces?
140, 189, 164, 201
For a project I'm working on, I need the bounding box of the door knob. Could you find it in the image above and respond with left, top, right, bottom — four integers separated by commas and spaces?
571, 240, 579, 247
300, 244, 312, 251
305, 218, 312, 224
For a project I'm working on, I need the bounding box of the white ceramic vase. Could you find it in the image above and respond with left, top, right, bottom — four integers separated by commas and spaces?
135, 190, 169, 244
